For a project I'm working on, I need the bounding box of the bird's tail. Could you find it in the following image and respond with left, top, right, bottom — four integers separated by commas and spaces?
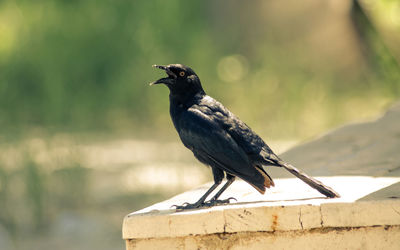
279, 161, 340, 198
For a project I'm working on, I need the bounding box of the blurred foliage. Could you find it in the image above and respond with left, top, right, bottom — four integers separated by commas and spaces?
360, 0, 400, 59
0, 0, 398, 140
0, 0, 217, 134
0, 143, 169, 249
24, 159, 46, 230
353, 0, 400, 96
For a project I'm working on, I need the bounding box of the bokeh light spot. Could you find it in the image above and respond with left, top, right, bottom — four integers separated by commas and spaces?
217, 54, 249, 82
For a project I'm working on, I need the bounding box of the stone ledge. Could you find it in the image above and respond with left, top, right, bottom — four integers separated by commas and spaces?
123, 176, 400, 239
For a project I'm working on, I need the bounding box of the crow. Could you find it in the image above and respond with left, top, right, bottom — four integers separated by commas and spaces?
150, 64, 340, 209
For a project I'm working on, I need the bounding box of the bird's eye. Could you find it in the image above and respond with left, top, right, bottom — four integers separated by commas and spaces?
179, 71, 185, 77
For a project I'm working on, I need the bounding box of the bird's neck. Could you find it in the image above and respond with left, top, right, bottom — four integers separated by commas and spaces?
169, 91, 205, 131
169, 89, 206, 107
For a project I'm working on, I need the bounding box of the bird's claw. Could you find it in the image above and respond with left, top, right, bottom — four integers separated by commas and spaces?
171, 202, 205, 211
171, 197, 237, 210
204, 197, 237, 207
227, 197, 237, 202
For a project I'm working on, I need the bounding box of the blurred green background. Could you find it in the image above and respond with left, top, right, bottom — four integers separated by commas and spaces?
0, 0, 399, 249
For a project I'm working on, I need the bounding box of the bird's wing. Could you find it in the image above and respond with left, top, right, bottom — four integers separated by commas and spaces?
178, 106, 262, 181
199, 96, 281, 166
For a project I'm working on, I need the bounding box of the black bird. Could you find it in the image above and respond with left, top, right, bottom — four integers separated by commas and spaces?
150, 64, 340, 209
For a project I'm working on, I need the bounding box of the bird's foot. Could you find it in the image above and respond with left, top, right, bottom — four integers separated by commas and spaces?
171, 197, 237, 210
204, 197, 237, 207
171, 202, 206, 211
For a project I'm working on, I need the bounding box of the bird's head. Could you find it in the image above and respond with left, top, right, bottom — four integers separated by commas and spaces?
150, 64, 205, 98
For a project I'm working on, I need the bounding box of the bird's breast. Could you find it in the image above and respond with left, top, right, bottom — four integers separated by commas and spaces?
169, 100, 189, 130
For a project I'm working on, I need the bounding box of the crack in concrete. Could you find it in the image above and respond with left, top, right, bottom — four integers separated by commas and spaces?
299, 208, 304, 230
223, 210, 227, 233
319, 206, 324, 227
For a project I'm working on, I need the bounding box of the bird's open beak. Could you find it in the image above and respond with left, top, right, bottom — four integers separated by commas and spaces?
149, 65, 177, 85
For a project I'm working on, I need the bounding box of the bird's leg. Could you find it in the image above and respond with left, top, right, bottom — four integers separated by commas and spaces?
205, 174, 236, 206
173, 167, 224, 210
172, 181, 221, 210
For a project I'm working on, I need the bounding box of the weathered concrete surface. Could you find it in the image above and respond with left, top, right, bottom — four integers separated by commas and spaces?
126, 226, 400, 250
123, 102, 400, 249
